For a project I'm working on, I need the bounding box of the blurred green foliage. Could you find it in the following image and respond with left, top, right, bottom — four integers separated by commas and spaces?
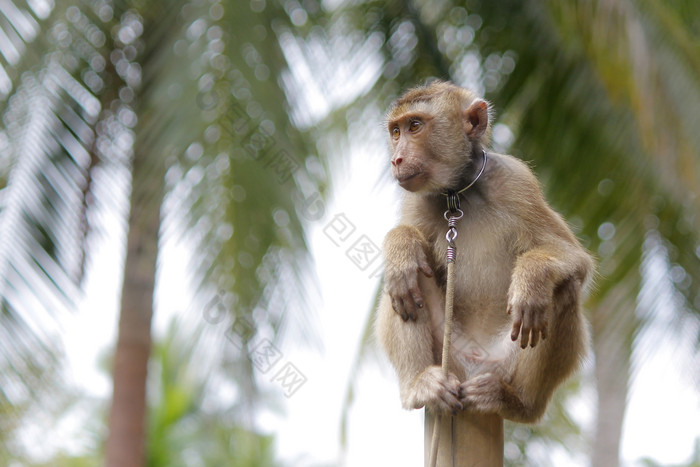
1, 0, 699, 465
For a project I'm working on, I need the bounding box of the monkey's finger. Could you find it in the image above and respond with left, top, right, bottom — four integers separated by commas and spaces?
519, 331, 530, 349
510, 324, 521, 342
390, 297, 400, 313
405, 301, 419, 321
392, 298, 410, 321
510, 310, 523, 342
407, 281, 425, 310
396, 290, 418, 321
519, 310, 533, 349
404, 275, 425, 316
410, 292, 424, 312
531, 315, 547, 347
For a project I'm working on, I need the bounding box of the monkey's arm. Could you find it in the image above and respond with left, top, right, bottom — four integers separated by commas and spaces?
508, 241, 593, 348
376, 274, 463, 413
383, 224, 434, 321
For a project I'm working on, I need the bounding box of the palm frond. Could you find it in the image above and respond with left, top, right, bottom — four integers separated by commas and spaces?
0, 0, 114, 408
174, 2, 333, 347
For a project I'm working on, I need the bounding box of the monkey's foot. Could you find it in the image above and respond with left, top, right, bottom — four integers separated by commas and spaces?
404, 366, 463, 414
459, 373, 505, 414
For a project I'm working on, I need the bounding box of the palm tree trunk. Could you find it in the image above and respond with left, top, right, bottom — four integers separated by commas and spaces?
592, 356, 628, 467
105, 152, 164, 467
591, 288, 634, 467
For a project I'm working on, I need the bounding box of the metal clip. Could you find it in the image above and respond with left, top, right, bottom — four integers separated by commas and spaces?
444, 208, 463, 263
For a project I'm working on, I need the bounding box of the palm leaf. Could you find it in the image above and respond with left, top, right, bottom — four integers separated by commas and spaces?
0, 1, 110, 414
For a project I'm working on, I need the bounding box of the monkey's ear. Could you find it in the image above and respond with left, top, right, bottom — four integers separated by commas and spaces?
463, 100, 489, 139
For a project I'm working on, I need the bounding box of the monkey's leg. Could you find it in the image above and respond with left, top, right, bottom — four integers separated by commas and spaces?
461, 280, 588, 423
376, 275, 462, 413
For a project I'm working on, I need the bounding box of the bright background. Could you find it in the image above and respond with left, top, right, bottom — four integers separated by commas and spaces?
1, 1, 700, 466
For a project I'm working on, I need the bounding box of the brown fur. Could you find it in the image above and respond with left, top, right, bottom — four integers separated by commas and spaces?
376, 81, 594, 423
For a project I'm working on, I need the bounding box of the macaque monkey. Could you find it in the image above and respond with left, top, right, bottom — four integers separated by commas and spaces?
376, 80, 594, 423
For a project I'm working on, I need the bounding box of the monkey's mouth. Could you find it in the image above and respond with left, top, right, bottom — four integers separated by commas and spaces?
396, 172, 420, 183
395, 171, 424, 190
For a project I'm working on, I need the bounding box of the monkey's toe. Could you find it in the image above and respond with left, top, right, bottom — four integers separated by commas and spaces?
459, 373, 502, 412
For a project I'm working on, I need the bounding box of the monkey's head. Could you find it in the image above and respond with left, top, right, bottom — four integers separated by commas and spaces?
385, 80, 490, 193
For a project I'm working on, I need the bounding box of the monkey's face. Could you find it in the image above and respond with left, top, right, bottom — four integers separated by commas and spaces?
387, 112, 469, 193
388, 113, 431, 192
386, 83, 489, 193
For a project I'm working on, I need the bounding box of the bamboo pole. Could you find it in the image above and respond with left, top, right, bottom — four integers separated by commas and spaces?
424, 411, 504, 467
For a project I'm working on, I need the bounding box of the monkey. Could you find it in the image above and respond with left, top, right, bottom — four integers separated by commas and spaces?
375, 80, 594, 423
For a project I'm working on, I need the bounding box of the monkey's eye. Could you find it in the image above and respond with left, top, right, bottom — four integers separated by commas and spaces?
391, 125, 400, 139
408, 119, 422, 132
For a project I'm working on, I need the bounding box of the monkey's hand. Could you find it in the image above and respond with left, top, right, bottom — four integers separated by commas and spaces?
404, 366, 463, 414
507, 286, 551, 349
383, 228, 434, 321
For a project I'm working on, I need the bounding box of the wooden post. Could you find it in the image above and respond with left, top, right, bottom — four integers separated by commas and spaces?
425, 411, 504, 467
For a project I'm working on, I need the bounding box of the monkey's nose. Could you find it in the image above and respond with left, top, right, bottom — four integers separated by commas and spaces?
392, 156, 403, 166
